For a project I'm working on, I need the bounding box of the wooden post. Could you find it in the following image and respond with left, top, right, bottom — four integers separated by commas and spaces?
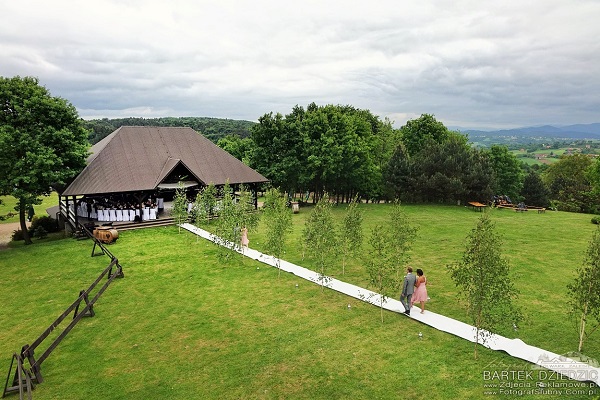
3, 353, 33, 399
73, 290, 95, 319
72, 195, 78, 228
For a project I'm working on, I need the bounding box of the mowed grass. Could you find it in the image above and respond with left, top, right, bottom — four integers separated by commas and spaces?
1, 204, 599, 399
0, 193, 59, 224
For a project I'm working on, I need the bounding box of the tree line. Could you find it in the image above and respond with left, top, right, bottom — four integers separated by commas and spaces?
83, 116, 255, 144
243, 104, 600, 212
80, 102, 600, 213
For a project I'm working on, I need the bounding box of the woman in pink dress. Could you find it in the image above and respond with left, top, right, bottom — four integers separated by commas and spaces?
240, 227, 249, 249
411, 268, 428, 314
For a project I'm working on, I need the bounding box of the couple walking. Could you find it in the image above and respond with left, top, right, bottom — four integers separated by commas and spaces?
400, 267, 428, 315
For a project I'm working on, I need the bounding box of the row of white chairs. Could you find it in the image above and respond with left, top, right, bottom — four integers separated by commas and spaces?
97, 207, 159, 222
72, 204, 159, 222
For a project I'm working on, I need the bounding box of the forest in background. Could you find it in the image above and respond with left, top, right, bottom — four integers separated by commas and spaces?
83, 116, 255, 145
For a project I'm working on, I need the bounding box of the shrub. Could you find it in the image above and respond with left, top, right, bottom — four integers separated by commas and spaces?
592, 217, 600, 225
33, 226, 48, 239
11, 230, 24, 241
28, 215, 59, 236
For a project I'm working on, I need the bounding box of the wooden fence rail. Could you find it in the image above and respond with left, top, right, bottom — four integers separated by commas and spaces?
3, 215, 124, 398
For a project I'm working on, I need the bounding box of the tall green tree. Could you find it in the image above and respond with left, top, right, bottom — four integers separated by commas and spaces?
520, 171, 550, 207
400, 113, 449, 157
386, 202, 418, 273
0, 76, 89, 244
542, 154, 597, 213
567, 226, 600, 352
338, 197, 363, 275
302, 193, 338, 289
383, 143, 412, 201
251, 103, 395, 202
407, 132, 493, 204
487, 145, 524, 201
216, 135, 253, 164
262, 188, 293, 276
447, 213, 522, 358
251, 110, 304, 196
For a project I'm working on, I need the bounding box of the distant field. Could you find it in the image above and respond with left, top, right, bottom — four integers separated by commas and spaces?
1, 204, 598, 399
512, 148, 571, 165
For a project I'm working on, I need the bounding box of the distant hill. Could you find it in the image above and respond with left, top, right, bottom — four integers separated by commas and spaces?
83, 117, 256, 145
460, 123, 600, 140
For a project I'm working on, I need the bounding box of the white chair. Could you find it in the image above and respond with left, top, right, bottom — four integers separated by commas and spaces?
129, 209, 135, 221
109, 209, 117, 222
143, 207, 150, 221
97, 209, 105, 222
116, 209, 123, 221
149, 208, 157, 220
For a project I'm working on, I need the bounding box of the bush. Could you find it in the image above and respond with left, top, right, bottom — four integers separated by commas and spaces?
11, 230, 24, 241
28, 215, 59, 236
33, 226, 48, 239
592, 217, 600, 225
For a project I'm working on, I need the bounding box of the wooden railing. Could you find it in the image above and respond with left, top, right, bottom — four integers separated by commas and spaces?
3, 207, 124, 398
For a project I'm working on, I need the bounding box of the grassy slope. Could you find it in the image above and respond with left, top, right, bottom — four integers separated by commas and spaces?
0, 205, 598, 399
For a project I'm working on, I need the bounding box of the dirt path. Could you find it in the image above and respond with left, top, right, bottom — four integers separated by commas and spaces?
0, 222, 27, 250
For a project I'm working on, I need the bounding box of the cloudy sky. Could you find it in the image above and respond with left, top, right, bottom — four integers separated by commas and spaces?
2, 0, 599, 129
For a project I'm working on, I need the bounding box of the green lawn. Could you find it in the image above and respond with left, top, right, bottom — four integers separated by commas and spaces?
1, 204, 599, 399
0, 193, 59, 224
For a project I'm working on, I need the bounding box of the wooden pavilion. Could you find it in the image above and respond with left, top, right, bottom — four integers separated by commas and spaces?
59, 126, 268, 228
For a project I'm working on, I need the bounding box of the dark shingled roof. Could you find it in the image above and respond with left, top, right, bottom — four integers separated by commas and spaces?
61, 126, 268, 196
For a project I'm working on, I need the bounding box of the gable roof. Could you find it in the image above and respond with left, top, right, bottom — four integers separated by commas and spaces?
61, 126, 268, 196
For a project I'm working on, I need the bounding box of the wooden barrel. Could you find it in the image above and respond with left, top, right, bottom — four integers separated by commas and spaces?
93, 227, 119, 244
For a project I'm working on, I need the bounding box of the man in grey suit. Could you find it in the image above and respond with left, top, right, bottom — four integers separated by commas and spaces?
400, 267, 417, 315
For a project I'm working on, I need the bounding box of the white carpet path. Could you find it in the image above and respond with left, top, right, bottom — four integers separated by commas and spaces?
181, 223, 600, 387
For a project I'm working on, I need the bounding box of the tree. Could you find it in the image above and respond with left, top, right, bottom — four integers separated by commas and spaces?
487, 145, 524, 201
447, 213, 522, 358
408, 132, 493, 204
520, 171, 550, 207
201, 183, 218, 220
0, 76, 89, 244
302, 193, 338, 289
236, 184, 260, 234
364, 202, 417, 322
542, 154, 597, 213
171, 181, 189, 233
400, 113, 449, 157
251, 103, 396, 203
384, 143, 412, 201
213, 181, 238, 260
210, 182, 259, 261
567, 226, 600, 352
386, 202, 418, 272
251, 111, 304, 196
192, 190, 208, 242
217, 135, 253, 164
262, 188, 293, 276
338, 196, 363, 275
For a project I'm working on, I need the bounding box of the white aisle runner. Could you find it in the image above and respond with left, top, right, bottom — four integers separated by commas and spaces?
181, 223, 600, 387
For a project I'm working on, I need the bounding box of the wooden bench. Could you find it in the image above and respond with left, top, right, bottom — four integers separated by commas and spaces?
468, 201, 486, 211
527, 206, 546, 213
